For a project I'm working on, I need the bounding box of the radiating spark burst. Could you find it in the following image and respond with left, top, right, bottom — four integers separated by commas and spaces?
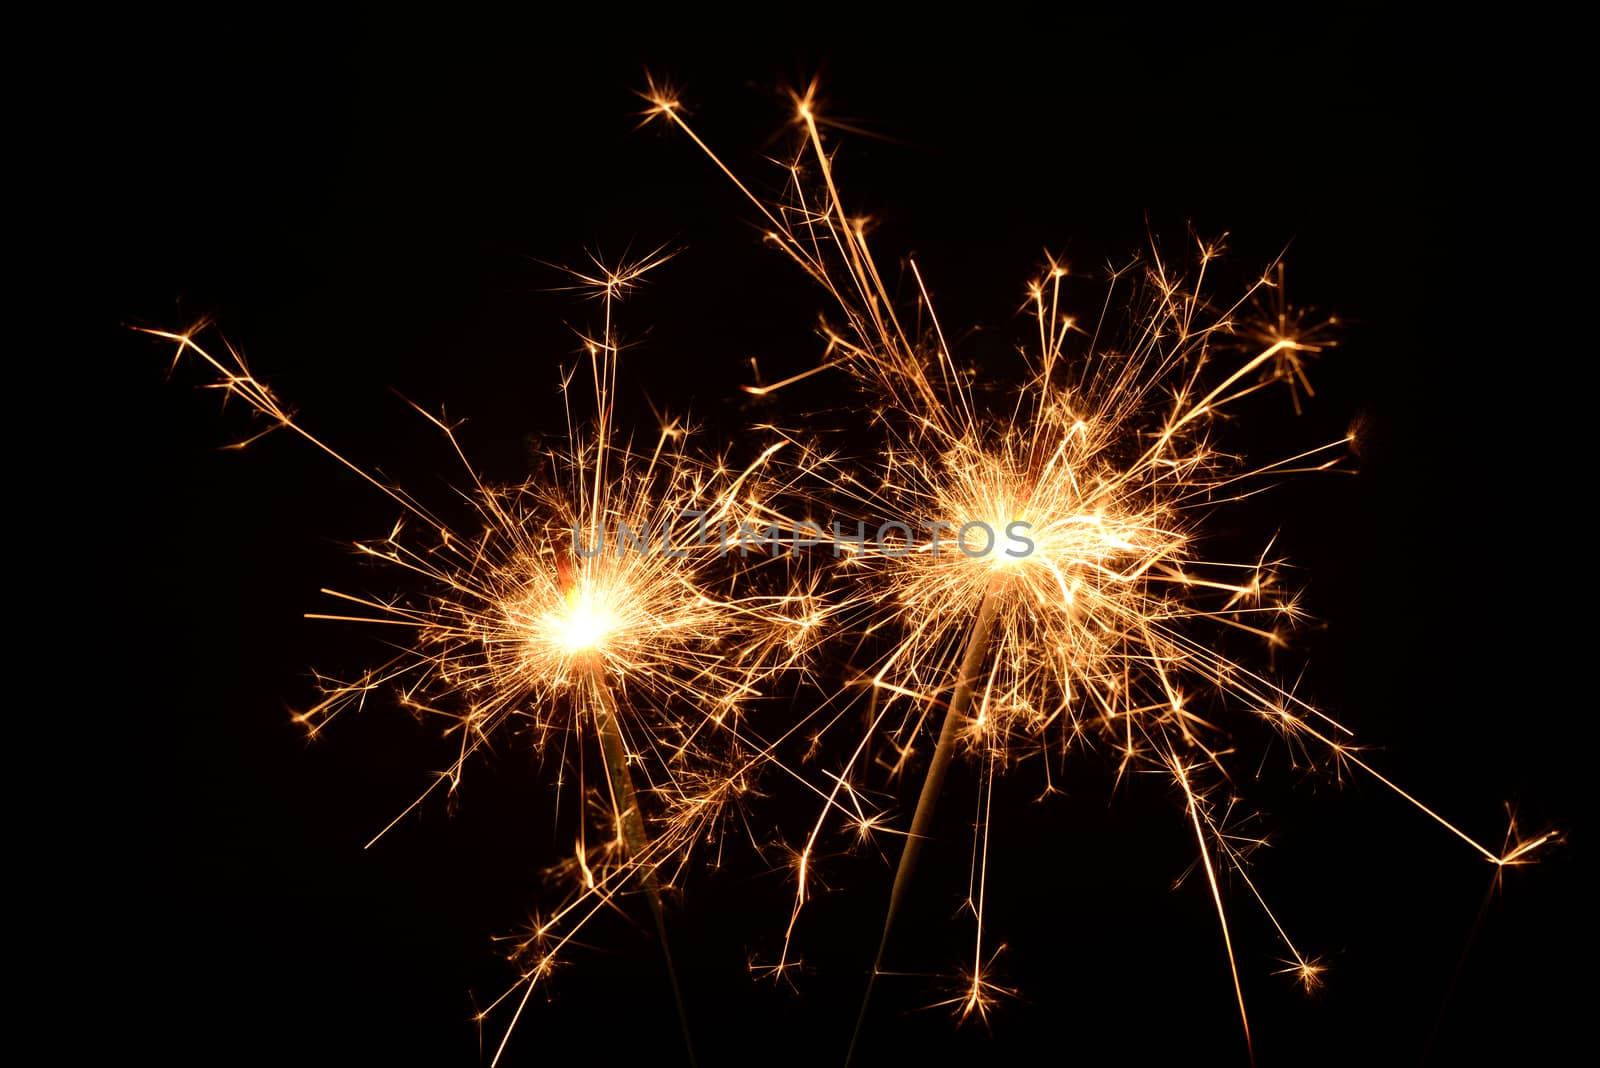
146, 250, 830, 1065
643, 77, 1559, 1059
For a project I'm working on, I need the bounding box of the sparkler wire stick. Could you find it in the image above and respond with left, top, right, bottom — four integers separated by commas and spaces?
850, 586, 999, 1063
587, 659, 698, 1066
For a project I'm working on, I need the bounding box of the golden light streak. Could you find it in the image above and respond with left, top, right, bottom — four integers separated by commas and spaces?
1177, 758, 1254, 1062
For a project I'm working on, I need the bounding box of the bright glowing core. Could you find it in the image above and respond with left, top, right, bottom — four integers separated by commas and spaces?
977, 515, 1030, 567
554, 589, 617, 653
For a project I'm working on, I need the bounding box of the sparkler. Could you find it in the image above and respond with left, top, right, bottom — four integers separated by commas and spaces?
642, 78, 1558, 1060
144, 73, 1560, 1063
147, 250, 828, 1065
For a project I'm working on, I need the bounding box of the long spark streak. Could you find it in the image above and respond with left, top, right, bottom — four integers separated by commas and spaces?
850, 588, 999, 1059
1177, 758, 1255, 1064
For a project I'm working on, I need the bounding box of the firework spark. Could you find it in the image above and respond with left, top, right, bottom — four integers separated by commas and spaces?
642, 78, 1557, 1060
148, 75, 1558, 1064
147, 251, 830, 1064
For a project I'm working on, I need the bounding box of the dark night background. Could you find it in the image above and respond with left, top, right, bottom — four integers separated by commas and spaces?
67, 9, 1585, 1065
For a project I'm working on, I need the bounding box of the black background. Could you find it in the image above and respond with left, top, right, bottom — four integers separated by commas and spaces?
75, 9, 1585, 1066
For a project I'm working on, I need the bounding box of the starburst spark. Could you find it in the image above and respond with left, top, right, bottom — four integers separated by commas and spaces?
146, 251, 829, 1064
643, 78, 1558, 1059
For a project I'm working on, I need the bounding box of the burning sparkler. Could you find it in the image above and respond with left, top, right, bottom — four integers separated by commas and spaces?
147, 250, 830, 1064
146, 72, 1559, 1065
641, 77, 1558, 1061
